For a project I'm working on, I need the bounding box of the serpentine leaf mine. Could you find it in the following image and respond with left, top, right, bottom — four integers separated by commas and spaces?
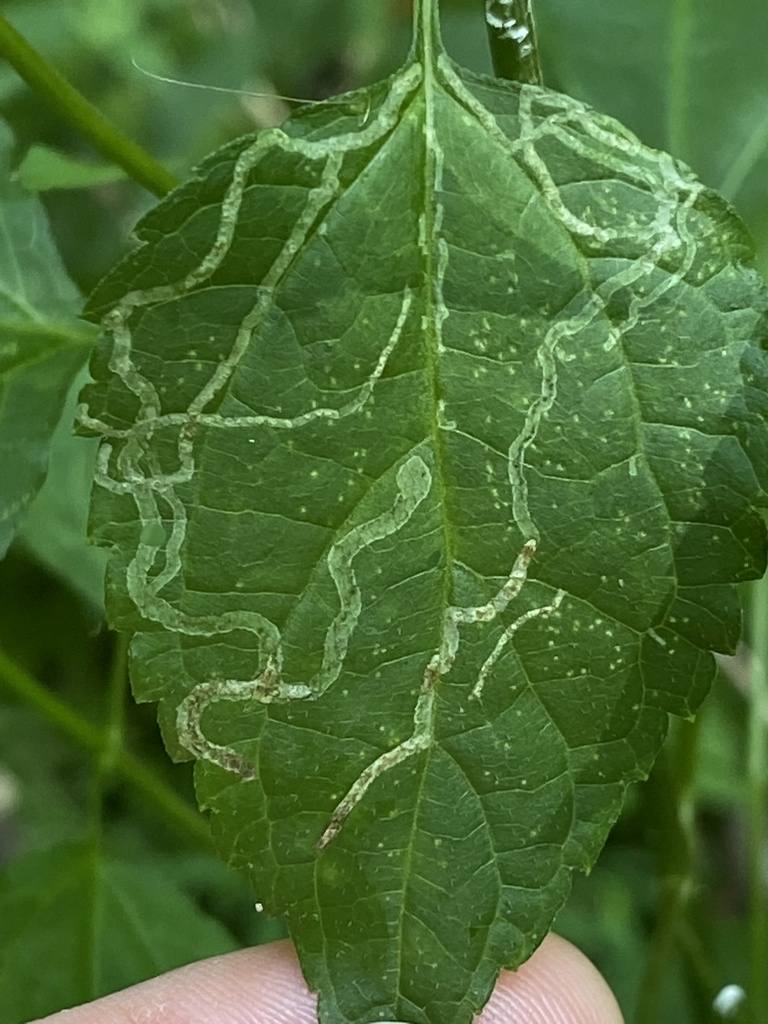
80, 3, 768, 1023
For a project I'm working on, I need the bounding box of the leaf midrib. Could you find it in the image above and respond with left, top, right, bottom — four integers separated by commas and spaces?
391, 3, 459, 1004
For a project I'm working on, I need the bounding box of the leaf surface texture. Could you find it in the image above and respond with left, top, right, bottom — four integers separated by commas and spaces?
82, 12, 768, 1024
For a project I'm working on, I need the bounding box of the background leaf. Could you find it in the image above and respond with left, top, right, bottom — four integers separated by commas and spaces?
17, 145, 127, 192
0, 843, 238, 1024
81, 10, 768, 1022
0, 120, 95, 556
534, 0, 768, 274
17, 368, 107, 611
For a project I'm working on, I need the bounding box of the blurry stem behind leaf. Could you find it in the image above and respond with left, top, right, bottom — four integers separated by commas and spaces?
748, 576, 768, 1023
0, 11, 177, 197
635, 718, 705, 1024
484, 0, 542, 85
83, 632, 131, 993
0, 646, 211, 847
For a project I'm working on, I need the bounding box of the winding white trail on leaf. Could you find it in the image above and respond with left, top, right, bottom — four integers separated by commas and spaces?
312, 57, 704, 848
84, 51, 705, 849
318, 538, 565, 847
176, 454, 432, 777
438, 56, 704, 537
79, 62, 438, 798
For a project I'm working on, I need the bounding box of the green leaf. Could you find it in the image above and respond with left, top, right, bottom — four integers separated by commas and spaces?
18, 368, 107, 611
0, 121, 96, 557
80, 4, 768, 1023
535, 0, 768, 268
17, 144, 127, 191
0, 844, 239, 1024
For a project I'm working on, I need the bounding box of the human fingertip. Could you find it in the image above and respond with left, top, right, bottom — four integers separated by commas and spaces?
478, 933, 624, 1024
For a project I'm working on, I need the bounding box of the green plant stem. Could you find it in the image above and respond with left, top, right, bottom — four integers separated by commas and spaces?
667, 0, 693, 162
99, 630, 130, 777
748, 576, 768, 1023
83, 632, 130, 999
0, 12, 178, 197
676, 920, 723, 1021
635, 717, 702, 1024
0, 645, 211, 847
484, 0, 542, 85
86, 632, 130, 839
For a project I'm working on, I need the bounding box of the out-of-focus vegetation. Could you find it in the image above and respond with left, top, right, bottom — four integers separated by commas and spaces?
0, 2, 766, 1022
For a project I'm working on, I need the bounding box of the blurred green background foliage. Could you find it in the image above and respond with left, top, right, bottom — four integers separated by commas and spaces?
0, 2, 766, 1021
